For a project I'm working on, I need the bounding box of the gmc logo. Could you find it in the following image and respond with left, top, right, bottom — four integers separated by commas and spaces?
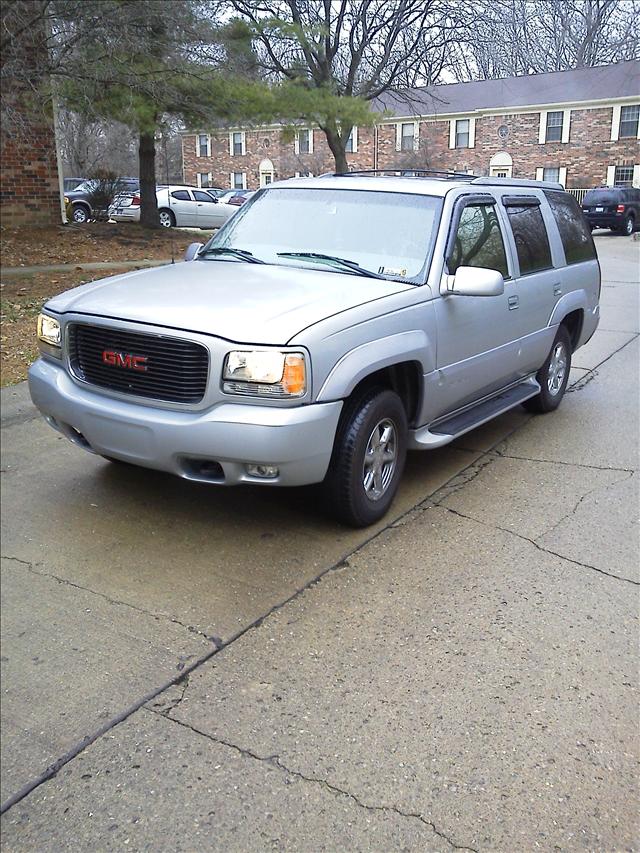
102, 350, 148, 371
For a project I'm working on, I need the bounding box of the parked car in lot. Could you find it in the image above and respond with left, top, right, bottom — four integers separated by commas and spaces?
223, 190, 255, 207
582, 186, 639, 235
30, 171, 599, 527
66, 177, 139, 223
109, 185, 232, 228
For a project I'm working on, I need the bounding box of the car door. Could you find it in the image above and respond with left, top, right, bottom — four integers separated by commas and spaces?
432, 194, 520, 418
193, 190, 227, 228
166, 189, 197, 227
497, 192, 561, 374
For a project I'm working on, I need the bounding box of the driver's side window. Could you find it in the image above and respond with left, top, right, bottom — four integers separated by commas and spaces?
449, 203, 509, 278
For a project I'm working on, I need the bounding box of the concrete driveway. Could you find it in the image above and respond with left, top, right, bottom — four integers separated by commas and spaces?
1, 236, 638, 851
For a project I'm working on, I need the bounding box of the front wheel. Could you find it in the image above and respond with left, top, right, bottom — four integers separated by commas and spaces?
523, 325, 572, 414
71, 205, 89, 224
323, 388, 408, 527
158, 209, 175, 228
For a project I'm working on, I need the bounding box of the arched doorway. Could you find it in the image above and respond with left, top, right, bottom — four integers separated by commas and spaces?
489, 151, 513, 178
259, 158, 274, 187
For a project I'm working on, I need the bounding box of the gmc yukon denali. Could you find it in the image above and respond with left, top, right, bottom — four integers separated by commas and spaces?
29, 172, 600, 526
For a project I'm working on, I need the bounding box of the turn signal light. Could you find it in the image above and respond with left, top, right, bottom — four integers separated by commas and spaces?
282, 354, 306, 395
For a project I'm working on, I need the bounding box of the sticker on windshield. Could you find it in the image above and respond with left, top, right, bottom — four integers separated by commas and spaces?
379, 266, 408, 276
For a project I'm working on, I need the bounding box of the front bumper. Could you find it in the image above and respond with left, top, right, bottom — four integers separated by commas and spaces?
28, 358, 342, 487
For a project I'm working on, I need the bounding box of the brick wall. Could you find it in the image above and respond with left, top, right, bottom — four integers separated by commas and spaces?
0, 122, 61, 227
183, 104, 638, 191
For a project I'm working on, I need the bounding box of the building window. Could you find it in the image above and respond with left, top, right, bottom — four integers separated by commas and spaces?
455, 119, 470, 148
619, 105, 640, 138
345, 126, 357, 153
614, 166, 634, 187
198, 172, 211, 188
543, 167, 560, 182
232, 172, 246, 190
296, 129, 312, 154
400, 122, 415, 151
545, 111, 563, 142
294, 171, 313, 178
197, 134, 209, 157
232, 132, 244, 156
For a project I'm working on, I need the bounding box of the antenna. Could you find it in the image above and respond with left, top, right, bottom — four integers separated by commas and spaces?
163, 131, 175, 264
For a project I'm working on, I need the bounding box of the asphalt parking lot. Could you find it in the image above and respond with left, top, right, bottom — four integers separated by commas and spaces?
1, 235, 638, 851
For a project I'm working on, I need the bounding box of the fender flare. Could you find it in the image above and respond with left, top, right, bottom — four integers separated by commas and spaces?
316, 330, 432, 402
548, 290, 588, 327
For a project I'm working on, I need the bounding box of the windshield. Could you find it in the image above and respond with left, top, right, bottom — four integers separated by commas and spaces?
74, 180, 98, 193
203, 187, 442, 282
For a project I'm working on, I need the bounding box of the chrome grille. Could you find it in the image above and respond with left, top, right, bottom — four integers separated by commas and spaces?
68, 324, 209, 404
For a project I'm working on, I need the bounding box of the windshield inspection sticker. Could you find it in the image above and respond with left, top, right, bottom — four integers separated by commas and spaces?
379, 266, 408, 276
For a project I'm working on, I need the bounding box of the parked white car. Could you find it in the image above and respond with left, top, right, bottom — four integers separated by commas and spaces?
109, 186, 237, 229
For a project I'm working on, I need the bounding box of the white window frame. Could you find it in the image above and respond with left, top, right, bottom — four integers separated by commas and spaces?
294, 171, 314, 178
294, 129, 314, 155
229, 131, 246, 157
395, 121, 419, 152
613, 165, 636, 187
196, 134, 211, 158
538, 109, 570, 144
344, 126, 358, 154
197, 172, 213, 188
230, 171, 247, 190
449, 117, 475, 150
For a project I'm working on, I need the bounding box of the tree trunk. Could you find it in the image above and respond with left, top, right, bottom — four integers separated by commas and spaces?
138, 131, 159, 228
323, 125, 348, 174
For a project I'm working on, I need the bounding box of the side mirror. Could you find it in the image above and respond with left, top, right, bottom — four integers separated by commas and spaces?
184, 242, 204, 262
442, 266, 505, 297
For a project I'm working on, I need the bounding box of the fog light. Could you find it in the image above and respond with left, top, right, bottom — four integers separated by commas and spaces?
246, 464, 279, 479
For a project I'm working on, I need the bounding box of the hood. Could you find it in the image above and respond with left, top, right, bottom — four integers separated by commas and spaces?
46, 259, 412, 345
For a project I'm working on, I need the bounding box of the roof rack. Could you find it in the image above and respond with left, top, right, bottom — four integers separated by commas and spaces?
323, 168, 476, 181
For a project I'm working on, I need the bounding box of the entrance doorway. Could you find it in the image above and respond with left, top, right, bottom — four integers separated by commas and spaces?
259, 159, 274, 187
489, 151, 513, 178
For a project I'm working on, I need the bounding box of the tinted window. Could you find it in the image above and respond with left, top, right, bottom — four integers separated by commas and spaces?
171, 190, 190, 201
505, 204, 552, 275
448, 203, 509, 278
193, 190, 215, 202
544, 192, 596, 264
582, 188, 619, 206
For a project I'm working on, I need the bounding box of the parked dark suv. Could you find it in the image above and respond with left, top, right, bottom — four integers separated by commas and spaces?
582, 187, 639, 235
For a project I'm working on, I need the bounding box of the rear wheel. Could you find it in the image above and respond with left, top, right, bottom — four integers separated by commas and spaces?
620, 214, 635, 236
323, 388, 407, 527
158, 208, 175, 228
523, 325, 572, 414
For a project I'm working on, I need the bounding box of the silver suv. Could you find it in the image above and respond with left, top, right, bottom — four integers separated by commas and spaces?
30, 171, 600, 526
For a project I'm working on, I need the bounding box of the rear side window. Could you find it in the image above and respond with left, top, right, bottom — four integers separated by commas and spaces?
544, 191, 596, 264
504, 203, 552, 275
448, 203, 509, 278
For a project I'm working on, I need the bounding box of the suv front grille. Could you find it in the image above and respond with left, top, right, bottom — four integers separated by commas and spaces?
68, 324, 209, 404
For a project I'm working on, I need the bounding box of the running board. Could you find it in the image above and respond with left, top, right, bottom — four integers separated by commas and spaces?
409, 379, 540, 449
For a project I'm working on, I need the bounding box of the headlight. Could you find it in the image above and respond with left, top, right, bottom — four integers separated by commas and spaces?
223, 350, 306, 397
37, 313, 61, 347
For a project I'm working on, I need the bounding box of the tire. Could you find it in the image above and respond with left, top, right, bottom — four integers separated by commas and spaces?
522, 325, 572, 414
620, 215, 634, 236
71, 204, 89, 224
158, 208, 175, 228
323, 388, 408, 527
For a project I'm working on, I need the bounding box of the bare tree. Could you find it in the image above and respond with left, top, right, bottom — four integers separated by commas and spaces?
227, 0, 470, 172
448, 0, 640, 80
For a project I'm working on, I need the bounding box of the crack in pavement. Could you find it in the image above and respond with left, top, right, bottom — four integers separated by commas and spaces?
148, 708, 477, 852
534, 470, 635, 544
437, 505, 639, 586
493, 451, 635, 473
0, 555, 217, 645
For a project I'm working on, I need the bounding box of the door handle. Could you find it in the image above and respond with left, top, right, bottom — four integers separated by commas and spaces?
508, 295, 519, 310
553, 283, 562, 296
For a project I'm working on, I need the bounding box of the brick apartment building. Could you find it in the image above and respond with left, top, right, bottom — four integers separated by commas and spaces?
183, 61, 639, 196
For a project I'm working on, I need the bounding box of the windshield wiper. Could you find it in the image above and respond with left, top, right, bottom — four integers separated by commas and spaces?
199, 246, 265, 264
277, 251, 385, 279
